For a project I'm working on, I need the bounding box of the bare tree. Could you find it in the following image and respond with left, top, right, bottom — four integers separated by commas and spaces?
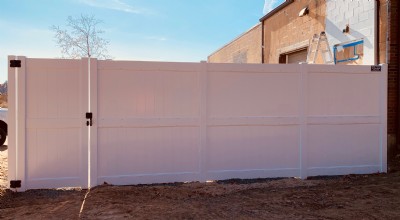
51, 14, 111, 59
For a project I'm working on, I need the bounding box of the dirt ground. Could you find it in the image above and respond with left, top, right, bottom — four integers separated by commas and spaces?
0, 145, 7, 191
1, 146, 400, 219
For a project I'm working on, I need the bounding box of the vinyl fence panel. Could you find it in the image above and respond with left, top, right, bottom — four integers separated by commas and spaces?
8, 57, 89, 190
8, 57, 387, 190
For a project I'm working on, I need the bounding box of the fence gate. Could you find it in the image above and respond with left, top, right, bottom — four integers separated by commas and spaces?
8, 57, 89, 190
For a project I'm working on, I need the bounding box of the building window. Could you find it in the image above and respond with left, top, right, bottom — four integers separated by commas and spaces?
279, 48, 308, 64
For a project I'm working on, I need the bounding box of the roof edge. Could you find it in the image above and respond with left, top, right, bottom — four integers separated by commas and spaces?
208, 23, 262, 59
259, 0, 294, 22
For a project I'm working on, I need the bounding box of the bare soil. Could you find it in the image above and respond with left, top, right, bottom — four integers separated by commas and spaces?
0, 94, 7, 108
1, 146, 400, 219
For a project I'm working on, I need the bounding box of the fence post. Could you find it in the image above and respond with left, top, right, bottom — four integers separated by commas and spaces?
7, 55, 27, 191
380, 64, 388, 173
80, 58, 89, 188
81, 57, 99, 188
299, 64, 308, 180
7, 56, 16, 188
89, 58, 98, 187
7, 56, 17, 187
199, 61, 208, 181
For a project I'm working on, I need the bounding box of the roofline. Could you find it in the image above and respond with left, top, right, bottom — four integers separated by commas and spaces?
259, 0, 294, 22
208, 23, 262, 58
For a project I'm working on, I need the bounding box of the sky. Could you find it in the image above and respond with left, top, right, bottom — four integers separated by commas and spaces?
0, 0, 284, 83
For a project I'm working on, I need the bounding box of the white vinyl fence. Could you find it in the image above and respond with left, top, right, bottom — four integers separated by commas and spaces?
8, 56, 387, 191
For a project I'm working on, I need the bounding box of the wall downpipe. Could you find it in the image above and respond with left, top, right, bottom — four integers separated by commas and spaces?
261, 20, 265, 63
386, 0, 389, 64
376, 0, 380, 65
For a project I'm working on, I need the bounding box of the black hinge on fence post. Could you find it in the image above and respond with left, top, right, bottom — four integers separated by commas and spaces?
86, 112, 93, 126
10, 180, 21, 188
10, 60, 21, 68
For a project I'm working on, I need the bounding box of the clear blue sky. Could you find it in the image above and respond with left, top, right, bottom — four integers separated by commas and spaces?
0, 0, 284, 83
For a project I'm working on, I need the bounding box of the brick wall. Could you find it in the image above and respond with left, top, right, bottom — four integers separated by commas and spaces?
263, 0, 326, 64
388, 0, 400, 151
380, 0, 395, 140
208, 24, 262, 63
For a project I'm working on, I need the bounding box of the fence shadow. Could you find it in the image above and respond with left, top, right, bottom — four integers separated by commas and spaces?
0, 188, 86, 218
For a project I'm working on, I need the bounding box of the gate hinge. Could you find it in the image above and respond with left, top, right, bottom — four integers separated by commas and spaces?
86, 112, 93, 126
10, 180, 21, 188
10, 60, 21, 68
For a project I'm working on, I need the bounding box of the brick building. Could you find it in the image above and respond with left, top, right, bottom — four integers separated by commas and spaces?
208, 0, 399, 154
208, 24, 262, 64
